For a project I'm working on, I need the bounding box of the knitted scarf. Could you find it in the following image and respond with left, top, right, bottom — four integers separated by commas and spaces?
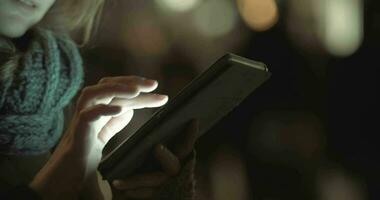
0, 28, 84, 155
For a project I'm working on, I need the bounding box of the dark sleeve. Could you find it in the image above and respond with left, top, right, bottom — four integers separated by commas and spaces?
153, 150, 197, 200
0, 185, 41, 200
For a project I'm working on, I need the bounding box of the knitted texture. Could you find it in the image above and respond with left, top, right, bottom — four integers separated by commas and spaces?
0, 28, 84, 155
153, 150, 196, 200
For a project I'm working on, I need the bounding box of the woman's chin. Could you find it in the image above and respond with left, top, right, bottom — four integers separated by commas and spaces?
0, 25, 29, 39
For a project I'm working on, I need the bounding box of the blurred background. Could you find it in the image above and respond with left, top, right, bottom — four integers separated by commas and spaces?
83, 0, 380, 199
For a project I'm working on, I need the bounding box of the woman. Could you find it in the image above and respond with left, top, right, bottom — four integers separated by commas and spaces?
0, 0, 197, 199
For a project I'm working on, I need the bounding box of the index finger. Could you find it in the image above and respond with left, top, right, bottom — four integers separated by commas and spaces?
98, 75, 158, 88
174, 119, 199, 160
154, 144, 181, 176
76, 82, 157, 111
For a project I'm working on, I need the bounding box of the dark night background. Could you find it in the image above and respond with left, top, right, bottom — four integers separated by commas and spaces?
82, 0, 380, 199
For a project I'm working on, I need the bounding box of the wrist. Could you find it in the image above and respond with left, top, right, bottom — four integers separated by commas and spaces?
79, 172, 105, 200
29, 152, 85, 200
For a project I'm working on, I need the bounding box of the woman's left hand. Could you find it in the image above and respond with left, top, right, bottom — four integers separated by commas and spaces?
111, 120, 199, 199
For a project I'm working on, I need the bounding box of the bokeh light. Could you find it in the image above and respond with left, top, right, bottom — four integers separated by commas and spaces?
315, 0, 364, 57
237, 0, 279, 32
154, 0, 201, 13
210, 146, 250, 200
192, 0, 239, 38
123, 18, 170, 58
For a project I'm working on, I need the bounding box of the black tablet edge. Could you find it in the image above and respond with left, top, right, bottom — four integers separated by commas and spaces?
98, 53, 268, 174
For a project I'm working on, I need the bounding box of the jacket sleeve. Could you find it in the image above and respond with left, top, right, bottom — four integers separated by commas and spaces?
152, 150, 197, 200
0, 185, 41, 200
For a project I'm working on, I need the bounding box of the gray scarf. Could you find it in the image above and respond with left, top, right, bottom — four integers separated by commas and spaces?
0, 28, 84, 155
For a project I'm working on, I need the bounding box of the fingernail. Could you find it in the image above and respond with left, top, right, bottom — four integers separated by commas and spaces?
154, 144, 166, 156
145, 79, 157, 85
156, 94, 168, 100
161, 145, 175, 159
113, 180, 121, 187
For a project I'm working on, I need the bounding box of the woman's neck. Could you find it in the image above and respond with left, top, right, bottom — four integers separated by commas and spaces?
12, 30, 34, 53
0, 30, 34, 55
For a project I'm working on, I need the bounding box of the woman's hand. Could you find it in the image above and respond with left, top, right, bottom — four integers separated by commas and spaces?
29, 76, 168, 200
111, 120, 199, 200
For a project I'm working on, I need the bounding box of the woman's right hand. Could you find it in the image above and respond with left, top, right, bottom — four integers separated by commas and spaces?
29, 76, 168, 200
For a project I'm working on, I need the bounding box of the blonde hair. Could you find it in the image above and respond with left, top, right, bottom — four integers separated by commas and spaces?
0, 0, 105, 81
44, 0, 105, 45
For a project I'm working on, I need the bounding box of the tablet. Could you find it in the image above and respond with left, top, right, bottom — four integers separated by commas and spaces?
98, 53, 271, 180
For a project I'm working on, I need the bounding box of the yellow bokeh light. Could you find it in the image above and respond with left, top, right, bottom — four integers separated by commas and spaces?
237, 0, 279, 32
